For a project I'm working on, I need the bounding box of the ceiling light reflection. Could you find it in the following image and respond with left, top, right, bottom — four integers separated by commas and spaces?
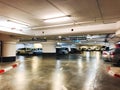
77, 59, 83, 74
94, 52, 100, 69
51, 60, 66, 90
77, 59, 83, 68
31, 56, 42, 73
86, 52, 90, 62
83, 52, 101, 90
13, 71, 27, 90
56, 60, 61, 71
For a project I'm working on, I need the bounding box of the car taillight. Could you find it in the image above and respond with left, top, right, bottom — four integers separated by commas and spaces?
110, 52, 115, 58
103, 52, 107, 55
110, 52, 115, 55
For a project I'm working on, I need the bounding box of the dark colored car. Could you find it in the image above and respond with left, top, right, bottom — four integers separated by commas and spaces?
70, 48, 81, 54
56, 48, 69, 55
112, 48, 120, 66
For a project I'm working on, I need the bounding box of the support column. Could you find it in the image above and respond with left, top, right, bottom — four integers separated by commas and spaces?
0, 34, 17, 62
116, 21, 120, 36
116, 29, 120, 36
1, 41, 16, 62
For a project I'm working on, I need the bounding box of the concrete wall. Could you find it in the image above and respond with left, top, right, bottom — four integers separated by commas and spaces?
41, 41, 56, 53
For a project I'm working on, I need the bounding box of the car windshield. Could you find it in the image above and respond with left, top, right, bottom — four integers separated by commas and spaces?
18, 48, 32, 50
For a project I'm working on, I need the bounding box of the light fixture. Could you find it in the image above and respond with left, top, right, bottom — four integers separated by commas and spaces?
58, 36, 62, 39
0, 20, 29, 30
44, 15, 71, 23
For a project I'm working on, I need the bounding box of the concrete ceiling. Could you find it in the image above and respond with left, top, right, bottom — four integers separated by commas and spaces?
0, 0, 120, 44
0, 0, 119, 29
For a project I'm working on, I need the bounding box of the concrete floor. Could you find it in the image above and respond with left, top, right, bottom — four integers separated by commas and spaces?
0, 51, 120, 90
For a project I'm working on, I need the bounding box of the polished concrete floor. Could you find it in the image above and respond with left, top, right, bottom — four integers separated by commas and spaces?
0, 51, 120, 90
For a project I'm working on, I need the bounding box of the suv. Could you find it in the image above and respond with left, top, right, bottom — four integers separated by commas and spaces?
16, 48, 33, 55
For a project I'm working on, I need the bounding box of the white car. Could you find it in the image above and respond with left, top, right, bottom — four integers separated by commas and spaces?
16, 48, 33, 55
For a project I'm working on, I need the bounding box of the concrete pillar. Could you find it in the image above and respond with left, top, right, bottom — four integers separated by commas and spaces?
116, 21, 120, 36
116, 29, 120, 36
1, 41, 16, 62
0, 34, 17, 62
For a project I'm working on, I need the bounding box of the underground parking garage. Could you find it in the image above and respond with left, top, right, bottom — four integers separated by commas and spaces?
1, 0, 120, 90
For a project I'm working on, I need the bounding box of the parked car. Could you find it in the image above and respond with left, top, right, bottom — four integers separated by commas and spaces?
32, 48, 42, 55
102, 48, 120, 65
94, 47, 101, 51
101, 46, 106, 51
109, 48, 115, 60
56, 48, 69, 55
111, 48, 120, 66
70, 48, 81, 54
81, 48, 87, 51
102, 48, 115, 62
16, 48, 33, 55
102, 50, 111, 61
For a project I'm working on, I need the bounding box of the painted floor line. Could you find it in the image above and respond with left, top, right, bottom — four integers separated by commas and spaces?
107, 66, 120, 78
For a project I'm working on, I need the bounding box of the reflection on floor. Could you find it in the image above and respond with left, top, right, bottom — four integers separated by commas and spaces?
0, 51, 120, 90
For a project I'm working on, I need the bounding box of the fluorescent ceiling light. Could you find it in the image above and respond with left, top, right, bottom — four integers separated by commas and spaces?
0, 20, 29, 30
44, 15, 71, 23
